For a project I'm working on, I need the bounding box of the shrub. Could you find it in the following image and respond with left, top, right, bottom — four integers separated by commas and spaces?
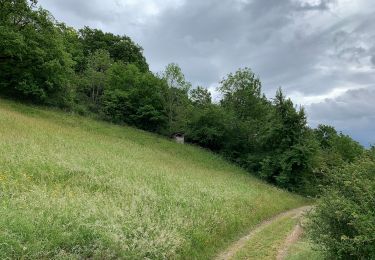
307, 154, 375, 259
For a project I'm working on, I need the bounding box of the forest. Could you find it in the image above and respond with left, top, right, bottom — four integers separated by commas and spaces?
1, 1, 374, 258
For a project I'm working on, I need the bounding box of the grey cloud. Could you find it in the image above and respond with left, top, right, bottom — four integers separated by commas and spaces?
40, 0, 113, 24
332, 28, 375, 65
337, 47, 366, 63
308, 88, 375, 120
140, 0, 337, 91
371, 55, 375, 65
296, 0, 336, 11
38, 0, 149, 35
307, 88, 375, 146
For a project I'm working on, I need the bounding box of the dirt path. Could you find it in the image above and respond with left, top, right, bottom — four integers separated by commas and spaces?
276, 206, 313, 260
215, 206, 312, 260
276, 222, 304, 260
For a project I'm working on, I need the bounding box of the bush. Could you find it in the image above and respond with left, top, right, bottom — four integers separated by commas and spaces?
186, 105, 228, 151
307, 154, 375, 259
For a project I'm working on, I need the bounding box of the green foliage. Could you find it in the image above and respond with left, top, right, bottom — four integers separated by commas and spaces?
56, 23, 85, 72
162, 63, 192, 93
187, 104, 229, 151
77, 49, 112, 111
314, 124, 338, 149
219, 67, 266, 121
217, 72, 322, 194
312, 125, 365, 194
190, 86, 212, 107
79, 26, 149, 72
314, 124, 364, 164
162, 63, 192, 135
101, 63, 168, 132
260, 89, 319, 193
332, 134, 364, 163
218, 68, 273, 169
307, 154, 375, 259
0, 0, 75, 107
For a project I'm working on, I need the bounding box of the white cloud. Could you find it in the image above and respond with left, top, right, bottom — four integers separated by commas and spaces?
289, 85, 361, 105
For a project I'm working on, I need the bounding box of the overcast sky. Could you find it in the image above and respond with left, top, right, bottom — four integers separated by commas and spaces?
38, 0, 375, 146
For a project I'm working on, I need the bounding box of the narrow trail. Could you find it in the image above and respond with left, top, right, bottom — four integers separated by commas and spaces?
215, 206, 312, 260
276, 222, 304, 260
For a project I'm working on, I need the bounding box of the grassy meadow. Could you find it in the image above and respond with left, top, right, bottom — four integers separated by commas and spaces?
0, 99, 308, 259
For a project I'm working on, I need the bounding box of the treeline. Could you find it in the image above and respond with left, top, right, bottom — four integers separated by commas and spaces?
0, 0, 368, 196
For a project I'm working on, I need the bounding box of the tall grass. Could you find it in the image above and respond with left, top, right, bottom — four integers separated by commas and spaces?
285, 237, 323, 260
0, 99, 308, 259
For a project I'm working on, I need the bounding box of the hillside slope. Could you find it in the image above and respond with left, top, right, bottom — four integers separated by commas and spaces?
0, 99, 308, 259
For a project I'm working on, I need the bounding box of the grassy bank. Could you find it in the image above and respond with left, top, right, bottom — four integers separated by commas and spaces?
0, 99, 308, 259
